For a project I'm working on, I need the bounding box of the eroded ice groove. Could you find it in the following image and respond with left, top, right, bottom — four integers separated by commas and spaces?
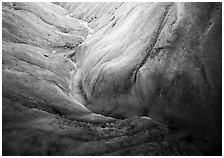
2, 2, 222, 156
48, 12, 95, 108
64, 16, 94, 105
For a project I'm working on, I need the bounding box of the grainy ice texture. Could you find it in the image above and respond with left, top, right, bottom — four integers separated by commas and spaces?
2, 2, 222, 156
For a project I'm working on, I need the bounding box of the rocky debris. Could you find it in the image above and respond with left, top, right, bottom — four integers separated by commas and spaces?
2, 2, 222, 155
3, 96, 221, 155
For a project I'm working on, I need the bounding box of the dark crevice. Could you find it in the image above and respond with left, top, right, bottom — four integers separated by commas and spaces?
77, 80, 89, 103
131, 3, 174, 84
